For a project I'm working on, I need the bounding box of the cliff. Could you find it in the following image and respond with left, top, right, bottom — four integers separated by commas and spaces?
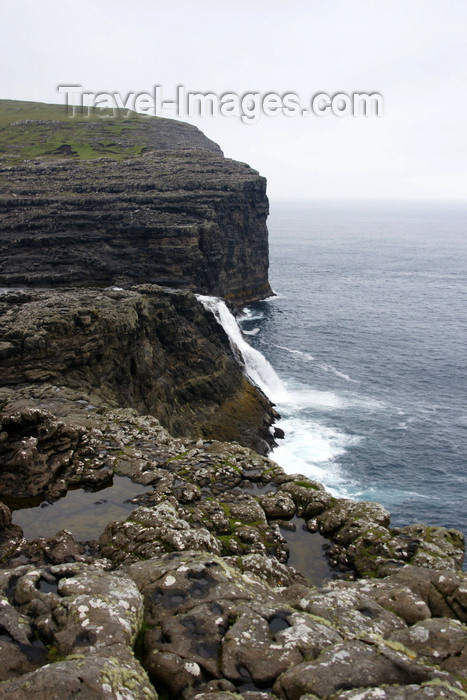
0, 286, 276, 456
1, 101, 467, 700
0, 99, 271, 303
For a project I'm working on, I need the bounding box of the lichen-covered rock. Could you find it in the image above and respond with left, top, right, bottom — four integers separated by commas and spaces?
0, 562, 154, 698
292, 583, 406, 638
394, 524, 465, 571
99, 503, 222, 565
232, 553, 306, 587
342, 576, 431, 625
347, 523, 465, 578
281, 480, 334, 518
126, 553, 341, 697
258, 491, 296, 520
272, 639, 461, 700
390, 618, 467, 672
0, 652, 157, 699
221, 609, 342, 687
332, 681, 466, 699
331, 501, 391, 547
51, 562, 144, 654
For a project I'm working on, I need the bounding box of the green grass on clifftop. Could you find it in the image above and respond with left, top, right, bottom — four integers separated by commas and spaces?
0, 99, 159, 163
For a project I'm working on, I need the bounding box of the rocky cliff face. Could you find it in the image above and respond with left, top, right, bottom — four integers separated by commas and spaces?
0, 286, 276, 454
0, 100, 271, 304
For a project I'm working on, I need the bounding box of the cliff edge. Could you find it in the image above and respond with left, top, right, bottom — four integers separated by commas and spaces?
0, 99, 271, 303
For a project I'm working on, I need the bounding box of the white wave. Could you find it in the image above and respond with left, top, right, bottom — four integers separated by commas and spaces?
238, 308, 265, 322
197, 295, 371, 500
243, 327, 260, 336
271, 417, 360, 498
273, 344, 315, 361
260, 292, 281, 301
317, 362, 359, 383
283, 388, 346, 411
197, 295, 289, 403
273, 343, 359, 383
280, 379, 385, 413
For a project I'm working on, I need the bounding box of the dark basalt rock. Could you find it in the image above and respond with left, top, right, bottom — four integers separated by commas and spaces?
0, 100, 272, 304
0, 285, 278, 455
0, 390, 466, 698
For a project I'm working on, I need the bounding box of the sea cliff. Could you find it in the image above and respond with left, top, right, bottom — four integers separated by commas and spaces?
0, 101, 467, 700
0, 99, 271, 303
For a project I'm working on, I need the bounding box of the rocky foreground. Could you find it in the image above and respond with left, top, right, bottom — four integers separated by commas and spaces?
1, 286, 467, 700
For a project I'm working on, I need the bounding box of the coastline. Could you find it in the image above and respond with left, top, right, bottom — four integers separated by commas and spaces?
1, 101, 467, 698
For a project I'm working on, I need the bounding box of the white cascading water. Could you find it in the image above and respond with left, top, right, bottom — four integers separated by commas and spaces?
197, 295, 289, 404
197, 294, 350, 496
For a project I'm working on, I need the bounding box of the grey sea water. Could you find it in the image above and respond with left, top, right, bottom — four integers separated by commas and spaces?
240, 202, 467, 538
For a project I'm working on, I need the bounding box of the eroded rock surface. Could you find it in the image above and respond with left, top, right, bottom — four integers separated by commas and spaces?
0, 386, 466, 698
0, 562, 156, 699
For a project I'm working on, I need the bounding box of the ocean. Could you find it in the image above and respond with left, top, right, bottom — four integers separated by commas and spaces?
237, 202, 467, 539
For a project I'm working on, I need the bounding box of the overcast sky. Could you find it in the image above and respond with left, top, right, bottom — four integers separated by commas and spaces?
2, 0, 467, 203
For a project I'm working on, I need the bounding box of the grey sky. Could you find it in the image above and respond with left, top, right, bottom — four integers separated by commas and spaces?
2, 0, 467, 202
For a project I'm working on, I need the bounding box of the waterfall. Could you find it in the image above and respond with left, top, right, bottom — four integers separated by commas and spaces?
197, 295, 288, 403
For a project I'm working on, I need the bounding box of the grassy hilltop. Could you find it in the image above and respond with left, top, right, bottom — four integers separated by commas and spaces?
0, 99, 181, 163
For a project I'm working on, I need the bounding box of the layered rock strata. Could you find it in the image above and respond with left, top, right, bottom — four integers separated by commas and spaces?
0, 100, 271, 303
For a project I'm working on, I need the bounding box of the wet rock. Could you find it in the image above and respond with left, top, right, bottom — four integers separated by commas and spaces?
0, 636, 47, 683
0, 523, 24, 567
0, 591, 47, 681
0, 406, 83, 498
31, 529, 84, 565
